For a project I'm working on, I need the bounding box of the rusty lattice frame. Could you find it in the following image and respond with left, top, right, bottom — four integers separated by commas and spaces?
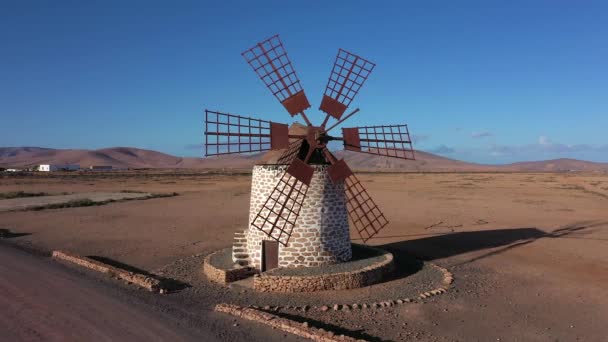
343, 124, 415, 160
277, 139, 304, 165
204, 110, 273, 156
320, 49, 376, 120
344, 174, 389, 242
242, 35, 311, 117
251, 172, 309, 246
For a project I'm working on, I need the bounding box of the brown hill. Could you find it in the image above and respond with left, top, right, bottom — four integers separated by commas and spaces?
500, 158, 608, 172
1, 146, 607, 172
333, 150, 502, 172
0, 147, 257, 169
334, 152, 608, 172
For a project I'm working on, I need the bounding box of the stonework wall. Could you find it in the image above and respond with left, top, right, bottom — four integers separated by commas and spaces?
52, 250, 162, 292
253, 251, 394, 292
215, 304, 362, 342
203, 249, 257, 284
246, 164, 351, 270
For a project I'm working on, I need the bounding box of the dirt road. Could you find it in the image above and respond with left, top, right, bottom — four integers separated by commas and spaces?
0, 244, 302, 342
0, 244, 217, 341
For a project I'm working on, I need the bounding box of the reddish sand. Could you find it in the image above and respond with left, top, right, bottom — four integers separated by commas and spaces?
0, 170, 606, 340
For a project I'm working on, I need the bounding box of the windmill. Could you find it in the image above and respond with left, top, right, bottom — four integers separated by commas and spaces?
205, 35, 414, 270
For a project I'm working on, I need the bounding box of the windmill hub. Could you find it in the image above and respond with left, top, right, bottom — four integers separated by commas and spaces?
307, 126, 330, 147
204, 34, 415, 271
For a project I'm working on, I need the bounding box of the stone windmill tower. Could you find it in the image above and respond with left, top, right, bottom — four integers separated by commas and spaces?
205, 35, 415, 271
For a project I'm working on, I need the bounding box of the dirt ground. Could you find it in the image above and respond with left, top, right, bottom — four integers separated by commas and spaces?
0, 192, 155, 212
1, 170, 607, 341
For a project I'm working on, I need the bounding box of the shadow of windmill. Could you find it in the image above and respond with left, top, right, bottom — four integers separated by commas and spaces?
87, 255, 191, 292
364, 221, 607, 275
0, 228, 31, 239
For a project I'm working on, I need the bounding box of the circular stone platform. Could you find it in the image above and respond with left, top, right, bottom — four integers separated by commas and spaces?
203, 248, 256, 285
203, 243, 393, 292
203, 244, 394, 292
254, 244, 394, 292
158, 245, 449, 310
158, 247, 449, 311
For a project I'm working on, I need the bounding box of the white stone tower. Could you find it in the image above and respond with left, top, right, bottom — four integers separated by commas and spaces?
232, 164, 352, 270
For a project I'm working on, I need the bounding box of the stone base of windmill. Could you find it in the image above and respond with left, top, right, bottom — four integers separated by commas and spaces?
202, 164, 397, 292
203, 243, 394, 292
253, 244, 394, 292
244, 164, 353, 269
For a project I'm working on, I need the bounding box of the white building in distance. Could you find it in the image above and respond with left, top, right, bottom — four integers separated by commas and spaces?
38, 164, 80, 172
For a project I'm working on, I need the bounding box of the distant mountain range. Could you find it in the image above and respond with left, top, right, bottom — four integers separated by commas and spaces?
0, 146, 263, 170
2, 146, 607, 172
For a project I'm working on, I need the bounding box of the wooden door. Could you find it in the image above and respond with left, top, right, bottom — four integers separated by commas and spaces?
262, 240, 279, 271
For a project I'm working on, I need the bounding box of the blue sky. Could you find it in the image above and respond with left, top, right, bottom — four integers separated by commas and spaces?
1, 1, 606, 164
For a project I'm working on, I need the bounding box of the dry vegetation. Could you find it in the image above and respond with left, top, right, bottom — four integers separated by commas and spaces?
1, 170, 607, 341
0, 191, 53, 199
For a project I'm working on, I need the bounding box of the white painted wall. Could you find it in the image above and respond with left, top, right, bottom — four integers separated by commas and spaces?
38, 164, 79, 172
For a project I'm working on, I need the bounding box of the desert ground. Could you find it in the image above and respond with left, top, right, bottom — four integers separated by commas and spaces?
1, 170, 607, 341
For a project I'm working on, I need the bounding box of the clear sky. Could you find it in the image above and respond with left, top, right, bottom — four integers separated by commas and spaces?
1, 1, 606, 164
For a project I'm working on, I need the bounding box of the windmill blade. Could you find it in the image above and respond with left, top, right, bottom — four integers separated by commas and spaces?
322, 147, 353, 184
322, 148, 386, 242
277, 138, 304, 165
327, 158, 353, 184
251, 159, 314, 246
343, 173, 389, 243
204, 110, 290, 157
342, 124, 415, 160
320, 49, 375, 123
242, 35, 312, 123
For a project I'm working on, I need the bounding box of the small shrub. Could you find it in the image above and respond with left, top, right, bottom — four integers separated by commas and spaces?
0, 191, 49, 199
31, 199, 100, 210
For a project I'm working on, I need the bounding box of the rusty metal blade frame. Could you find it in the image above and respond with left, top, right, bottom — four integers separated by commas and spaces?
251, 171, 309, 247
343, 124, 415, 160
242, 35, 312, 125
285, 158, 314, 186
205, 110, 281, 156
270, 122, 290, 150
320, 49, 376, 126
242, 35, 302, 103
277, 138, 304, 165
322, 148, 353, 184
326, 158, 353, 184
325, 108, 360, 133
344, 173, 389, 243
